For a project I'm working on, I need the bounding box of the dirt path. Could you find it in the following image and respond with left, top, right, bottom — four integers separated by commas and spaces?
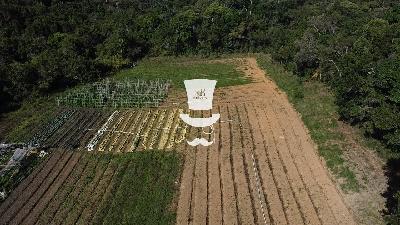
176, 57, 357, 225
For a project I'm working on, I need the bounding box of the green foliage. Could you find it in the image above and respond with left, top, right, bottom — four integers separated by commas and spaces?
114, 57, 249, 88
100, 151, 181, 225
257, 54, 359, 192
386, 191, 400, 225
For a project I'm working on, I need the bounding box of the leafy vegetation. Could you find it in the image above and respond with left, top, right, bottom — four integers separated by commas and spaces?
2, 0, 398, 155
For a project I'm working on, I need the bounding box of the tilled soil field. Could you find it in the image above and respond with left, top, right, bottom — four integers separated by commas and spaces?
175, 58, 357, 225
0, 57, 357, 225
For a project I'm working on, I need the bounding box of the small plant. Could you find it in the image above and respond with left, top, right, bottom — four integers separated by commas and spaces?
56, 79, 171, 108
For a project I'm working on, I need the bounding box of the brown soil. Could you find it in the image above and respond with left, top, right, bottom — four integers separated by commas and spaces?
0, 57, 362, 225
175, 57, 357, 225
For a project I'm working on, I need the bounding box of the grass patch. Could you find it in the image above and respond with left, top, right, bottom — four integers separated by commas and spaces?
114, 57, 250, 88
2, 97, 57, 143
256, 53, 359, 192
100, 151, 181, 225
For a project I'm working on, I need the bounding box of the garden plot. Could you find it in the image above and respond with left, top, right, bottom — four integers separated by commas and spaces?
175, 58, 357, 225
44, 109, 110, 149
0, 149, 179, 225
56, 79, 171, 108
89, 108, 188, 152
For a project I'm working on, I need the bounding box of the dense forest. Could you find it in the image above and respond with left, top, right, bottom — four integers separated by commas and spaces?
0, 0, 399, 220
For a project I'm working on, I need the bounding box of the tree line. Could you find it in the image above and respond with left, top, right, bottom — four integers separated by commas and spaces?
1, 1, 399, 219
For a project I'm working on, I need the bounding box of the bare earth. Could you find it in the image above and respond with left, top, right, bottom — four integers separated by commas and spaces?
0, 57, 362, 225
174, 58, 358, 225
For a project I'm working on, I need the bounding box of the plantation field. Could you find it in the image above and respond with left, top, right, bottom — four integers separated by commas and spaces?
0, 150, 180, 225
0, 57, 358, 225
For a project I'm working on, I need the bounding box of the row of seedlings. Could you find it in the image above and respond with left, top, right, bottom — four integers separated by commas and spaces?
128, 110, 152, 152
146, 109, 168, 150
137, 110, 160, 151
108, 110, 135, 152
165, 109, 185, 149
56, 79, 171, 108
87, 111, 118, 151
97, 111, 126, 152
157, 109, 177, 150
116, 110, 145, 152
28, 110, 75, 147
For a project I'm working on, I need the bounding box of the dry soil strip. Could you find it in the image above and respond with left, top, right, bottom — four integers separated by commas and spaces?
176, 126, 196, 225
261, 102, 321, 225
245, 103, 289, 225
227, 104, 256, 225
252, 103, 305, 225
269, 99, 338, 225
207, 107, 223, 225
219, 104, 239, 225
272, 96, 357, 225
235, 104, 271, 225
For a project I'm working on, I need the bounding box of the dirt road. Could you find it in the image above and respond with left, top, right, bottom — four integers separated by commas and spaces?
175, 58, 357, 225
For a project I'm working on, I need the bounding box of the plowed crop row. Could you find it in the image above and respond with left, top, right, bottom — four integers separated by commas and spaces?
0, 149, 180, 225
44, 109, 110, 149
90, 109, 188, 152
175, 57, 356, 225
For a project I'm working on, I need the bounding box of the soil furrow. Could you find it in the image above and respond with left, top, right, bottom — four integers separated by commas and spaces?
78, 111, 110, 149
219, 104, 239, 225
61, 155, 111, 225
272, 97, 357, 225
245, 103, 288, 225
262, 101, 321, 225
0, 150, 54, 217
192, 144, 208, 225
207, 107, 223, 225
0, 150, 64, 224
46, 112, 85, 147
89, 157, 131, 225
270, 99, 338, 225
75, 165, 117, 225
176, 126, 196, 225
67, 112, 100, 149
227, 104, 255, 225
236, 104, 271, 225
35, 153, 90, 225
18, 152, 81, 225
252, 104, 305, 225
49, 154, 101, 225
43, 110, 79, 146
73, 157, 117, 225
60, 110, 97, 148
